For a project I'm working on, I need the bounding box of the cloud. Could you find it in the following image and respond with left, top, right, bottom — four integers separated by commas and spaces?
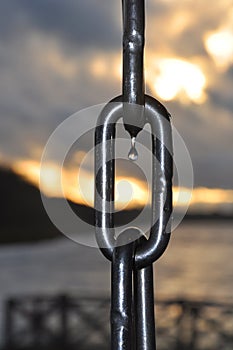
0, 0, 121, 50
168, 99, 233, 188
0, 0, 233, 191
147, 0, 232, 57
0, 28, 121, 160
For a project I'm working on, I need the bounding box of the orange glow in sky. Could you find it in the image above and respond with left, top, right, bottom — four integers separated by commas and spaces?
146, 57, 206, 103
12, 159, 233, 213
205, 29, 233, 70
89, 53, 208, 104
90, 53, 121, 81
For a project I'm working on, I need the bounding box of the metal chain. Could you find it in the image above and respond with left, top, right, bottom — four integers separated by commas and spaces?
94, 1, 173, 349
122, 0, 145, 136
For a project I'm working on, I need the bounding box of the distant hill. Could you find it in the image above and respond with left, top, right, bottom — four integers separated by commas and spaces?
0, 168, 62, 243
1, 167, 232, 244
0, 168, 141, 244
184, 212, 233, 221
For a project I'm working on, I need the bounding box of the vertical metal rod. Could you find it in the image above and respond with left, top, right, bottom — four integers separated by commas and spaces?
122, 0, 145, 105
122, 0, 145, 136
95, 2, 173, 349
135, 265, 156, 350
111, 240, 135, 350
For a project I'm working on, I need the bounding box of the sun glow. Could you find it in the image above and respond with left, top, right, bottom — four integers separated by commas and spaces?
11, 160, 233, 214
12, 160, 149, 210
89, 53, 207, 104
146, 57, 206, 103
191, 187, 233, 205
90, 57, 108, 78
13, 160, 40, 187
90, 53, 121, 81
205, 29, 233, 70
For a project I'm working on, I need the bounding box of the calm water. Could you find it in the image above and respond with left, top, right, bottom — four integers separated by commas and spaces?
0, 221, 232, 337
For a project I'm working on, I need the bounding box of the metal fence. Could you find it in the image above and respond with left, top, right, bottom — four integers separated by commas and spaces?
3, 294, 233, 350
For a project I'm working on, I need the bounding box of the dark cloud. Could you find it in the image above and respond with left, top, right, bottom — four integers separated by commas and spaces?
207, 66, 233, 113
171, 29, 207, 58
193, 156, 233, 189
167, 100, 233, 189
0, 0, 121, 50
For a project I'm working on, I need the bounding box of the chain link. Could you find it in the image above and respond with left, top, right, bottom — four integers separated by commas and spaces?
94, 1, 173, 349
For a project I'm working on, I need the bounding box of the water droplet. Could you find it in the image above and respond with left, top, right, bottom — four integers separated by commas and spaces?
128, 137, 138, 161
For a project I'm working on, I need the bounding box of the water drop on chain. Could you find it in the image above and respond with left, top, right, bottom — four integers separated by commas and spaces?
128, 137, 138, 161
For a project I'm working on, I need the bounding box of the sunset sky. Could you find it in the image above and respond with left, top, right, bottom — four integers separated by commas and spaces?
0, 0, 233, 213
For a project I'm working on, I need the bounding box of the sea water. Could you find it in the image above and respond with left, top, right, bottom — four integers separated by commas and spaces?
0, 221, 232, 341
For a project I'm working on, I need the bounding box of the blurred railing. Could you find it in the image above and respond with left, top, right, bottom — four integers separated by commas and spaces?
2, 294, 233, 350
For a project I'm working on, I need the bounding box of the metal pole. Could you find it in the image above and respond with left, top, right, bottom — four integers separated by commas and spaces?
94, 1, 173, 349
122, 0, 145, 136
135, 265, 156, 350
111, 233, 135, 350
